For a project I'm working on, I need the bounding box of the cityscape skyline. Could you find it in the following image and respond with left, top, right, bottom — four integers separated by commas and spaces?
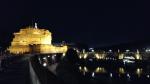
0, 1, 150, 84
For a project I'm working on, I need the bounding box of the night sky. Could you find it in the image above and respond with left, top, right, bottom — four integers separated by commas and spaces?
0, 0, 148, 48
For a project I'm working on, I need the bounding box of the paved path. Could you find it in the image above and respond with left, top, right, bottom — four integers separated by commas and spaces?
0, 56, 30, 84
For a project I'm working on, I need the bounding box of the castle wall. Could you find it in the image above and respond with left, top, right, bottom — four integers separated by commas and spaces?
8, 26, 67, 54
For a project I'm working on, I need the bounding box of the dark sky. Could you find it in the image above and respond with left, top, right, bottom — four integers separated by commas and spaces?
0, 0, 149, 48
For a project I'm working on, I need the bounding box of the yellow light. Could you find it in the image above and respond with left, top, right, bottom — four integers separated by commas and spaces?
41, 37, 51, 45
79, 55, 82, 59
136, 68, 142, 77
95, 67, 106, 73
79, 66, 82, 70
135, 54, 140, 60
119, 54, 124, 59
119, 67, 125, 74
84, 66, 88, 72
95, 67, 100, 72
95, 53, 100, 59
8, 26, 68, 54
83, 53, 88, 59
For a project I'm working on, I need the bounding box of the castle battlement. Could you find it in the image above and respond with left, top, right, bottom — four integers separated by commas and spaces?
8, 24, 67, 54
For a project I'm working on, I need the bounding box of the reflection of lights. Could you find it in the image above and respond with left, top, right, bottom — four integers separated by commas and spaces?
89, 48, 94, 52
95, 67, 100, 72
136, 68, 142, 77
48, 55, 50, 57
124, 56, 135, 59
79, 66, 82, 70
110, 73, 113, 77
89, 58, 93, 62
53, 54, 56, 57
135, 50, 141, 60
83, 54, 88, 59
76, 49, 80, 53
38, 57, 41, 64
92, 72, 95, 77
147, 75, 150, 78
95, 54, 100, 59
95, 67, 106, 73
43, 57, 46, 60
109, 50, 112, 52
135, 54, 140, 60
62, 53, 66, 57
95, 53, 105, 59
38, 57, 41, 61
119, 54, 124, 59
82, 49, 85, 53
79, 55, 82, 59
127, 73, 130, 78
89, 48, 94, 50
126, 50, 130, 52
95, 53, 106, 59
119, 67, 125, 74
102, 54, 105, 59
145, 49, 150, 52
91, 50, 94, 52
84, 66, 88, 72
52, 56, 55, 60
123, 59, 135, 63
43, 62, 47, 67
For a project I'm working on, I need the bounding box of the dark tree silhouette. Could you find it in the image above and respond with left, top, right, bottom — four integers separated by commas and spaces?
65, 48, 79, 64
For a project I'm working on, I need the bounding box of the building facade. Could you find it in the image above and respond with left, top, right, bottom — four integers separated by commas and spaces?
8, 24, 67, 54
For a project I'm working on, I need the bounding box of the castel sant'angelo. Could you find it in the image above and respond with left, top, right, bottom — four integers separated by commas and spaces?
7, 23, 68, 54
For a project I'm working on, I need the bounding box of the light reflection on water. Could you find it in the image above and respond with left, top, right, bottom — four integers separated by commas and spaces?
136, 68, 142, 77
78, 66, 150, 79
119, 67, 125, 74
38, 54, 150, 84
95, 67, 106, 73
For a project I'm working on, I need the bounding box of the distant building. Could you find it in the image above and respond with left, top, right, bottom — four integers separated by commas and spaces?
7, 23, 68, 54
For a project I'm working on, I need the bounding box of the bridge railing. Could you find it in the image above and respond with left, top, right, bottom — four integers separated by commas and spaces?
29, 55, 64, 84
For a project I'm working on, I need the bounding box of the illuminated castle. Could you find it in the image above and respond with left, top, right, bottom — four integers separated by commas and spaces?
8, 23, 68, 54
